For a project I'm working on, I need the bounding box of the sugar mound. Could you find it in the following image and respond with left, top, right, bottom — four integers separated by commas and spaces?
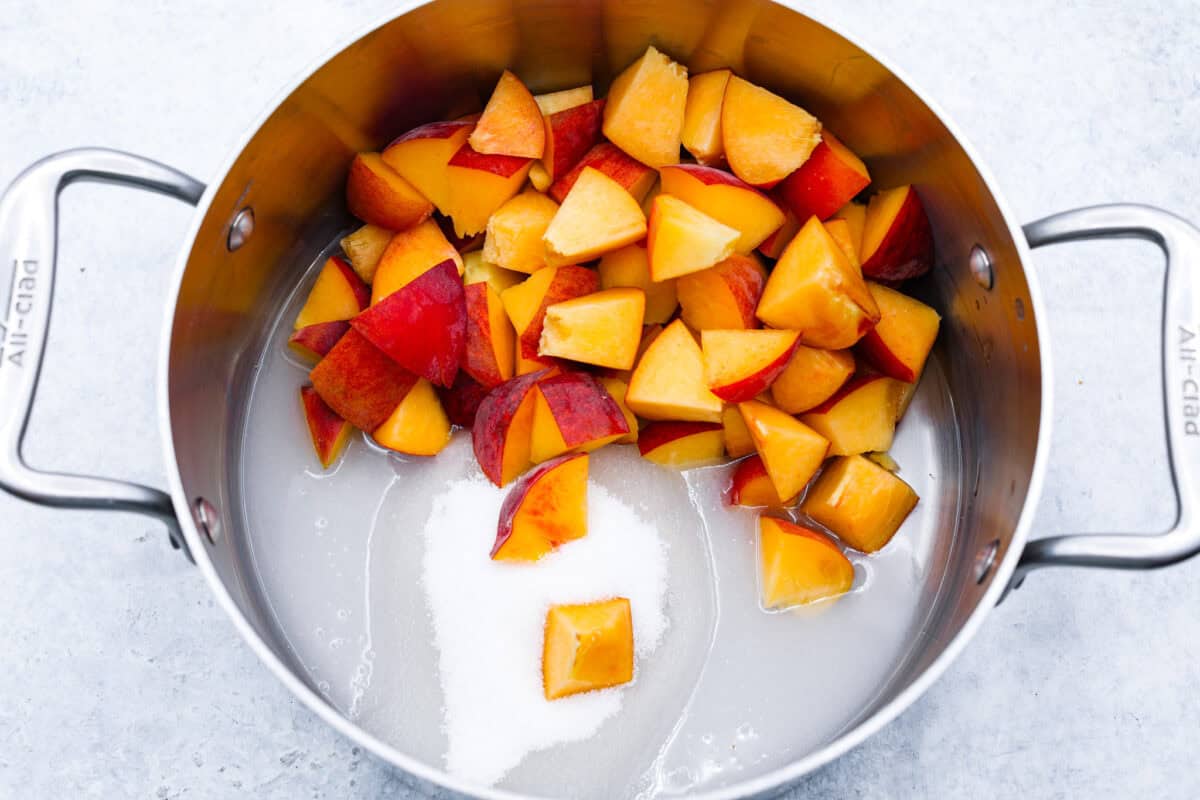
421, 475, 669, 787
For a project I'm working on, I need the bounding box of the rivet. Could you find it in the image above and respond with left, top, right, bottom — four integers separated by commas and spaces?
227, 207, 255, 251
975, 538, 1000, 583
194, 497, 221, 544
969, 244, 993, 290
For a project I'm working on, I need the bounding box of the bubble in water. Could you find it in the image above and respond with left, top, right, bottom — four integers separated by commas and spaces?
315, 517, 328, 529
314, 627, 325, 638
700, 733, 714, 746
329, 637, 345, 650
317, 680, 331, 694
735, 723, 758, 742
336, 608, 350, 621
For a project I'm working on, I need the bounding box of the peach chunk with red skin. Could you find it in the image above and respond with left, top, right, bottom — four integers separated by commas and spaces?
701, 328, 800, 403
770, 345, 855, 414
542, 99, 605, 183
309, 328, 418, 433
728, 454, 794, 507
756, 216, 880, 349
543, 597, 633, 700
288, 320, 350, 363
773, 130, 870, 224
855, 282, 941, 382
300, 386, 353, 469
548, 142, 657, 205
637, 421, 725, 468
437, 372, 491, 429
860, 185, 935, 282
472, 368, 556, 486
502, 265, 600, 370
444, 143, 533, 238
493, 452, 589, 562
351, 259, 466, 389
345, 152, 434, 232
801, 454, 919, 553
738, 400, 829, 501
382, 120, 473, 215
799, 374, 903, 456
294, 256, 369, 330
340, 224, 394, 285
658, 164, 785, 253
529, 372, 630, 464
469, 70, 546, 159
371, 218, 464, 305
759, 517, 854, 609
462, 282, 515, 388
676, 253, 766, 331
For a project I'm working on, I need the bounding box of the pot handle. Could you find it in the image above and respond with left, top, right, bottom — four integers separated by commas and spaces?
0, 148, 205, 555
1016, 204, 1200, 582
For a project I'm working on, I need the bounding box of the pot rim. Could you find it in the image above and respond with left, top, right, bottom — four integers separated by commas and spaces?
156, 3, 1054, 797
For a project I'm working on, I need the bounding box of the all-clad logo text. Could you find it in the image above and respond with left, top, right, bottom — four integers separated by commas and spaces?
1181, 325, 1199, 437
0, 258, 38, 369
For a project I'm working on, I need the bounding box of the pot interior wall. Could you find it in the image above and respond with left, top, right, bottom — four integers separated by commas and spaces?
167, 0, 1041, 785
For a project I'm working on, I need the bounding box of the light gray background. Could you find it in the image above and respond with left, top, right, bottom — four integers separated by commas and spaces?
2, 1, 1197, 797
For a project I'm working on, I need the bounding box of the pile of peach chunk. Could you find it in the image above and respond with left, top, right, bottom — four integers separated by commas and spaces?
291, 46, 940, 700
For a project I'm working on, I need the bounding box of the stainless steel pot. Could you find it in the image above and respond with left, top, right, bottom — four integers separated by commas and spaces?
3, 1, 1200, 797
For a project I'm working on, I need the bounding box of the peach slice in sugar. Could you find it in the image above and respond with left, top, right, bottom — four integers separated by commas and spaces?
493, 452, 589, 562
543, 597, 634, 700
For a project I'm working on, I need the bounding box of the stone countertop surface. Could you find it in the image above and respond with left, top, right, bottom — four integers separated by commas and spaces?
1, 1, 1198, 797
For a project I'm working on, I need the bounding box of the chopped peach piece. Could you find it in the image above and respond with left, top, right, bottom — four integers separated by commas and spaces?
529, 373, 630, 463
728, 455, 794, 507
757, 211, 802, 260
543, 597, 633, 700
800, 375, 903, 456
626, 320, 723, 423
462, 282, 515, 388
860, 185, 935, 282
738, 400, 828, 500
469, 70, 545, 159
830, 202, 867, 260
294, 256, 370, 330
372, 378, 452, 456
345, 152, 434, 232
502, 265, 599, 368
682, 69, 732, 164
647, 194, 740, 281
722, 76, 822, 188
773, 130, 870, 223
494, 452, 589, 562
370, 219, 464, 305
658, 165, 785, 253
676, 254, 766, 331
856, 282, 941, 382
473, 369, 553, 486
770, 346, 855, 414
483, 191, 559, 274
602, 46, 688, 168
539, 288, 645, 370
722, 405, 755, 458
756, 216, 880, 349
382, 120, 473, 215
801, 454, 918, 553
549, 142, 658, 205
309, 329, 418, 433
340, 224, 394, 284
300, 386, 353, 469
543, 167, 647, 267
444, 144, 533, 238
823, 218, 861, 268
542, 99, 605, 182
702, 329, 799, 403
598, 245, 678, 325
637, 421, 725, 468
288, 320, 350, 363
534, 85, 594, 115
462, 250, 523, 293
759, 517, 853, 609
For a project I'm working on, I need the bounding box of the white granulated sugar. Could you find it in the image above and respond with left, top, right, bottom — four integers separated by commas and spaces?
421, 475, 670, 787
